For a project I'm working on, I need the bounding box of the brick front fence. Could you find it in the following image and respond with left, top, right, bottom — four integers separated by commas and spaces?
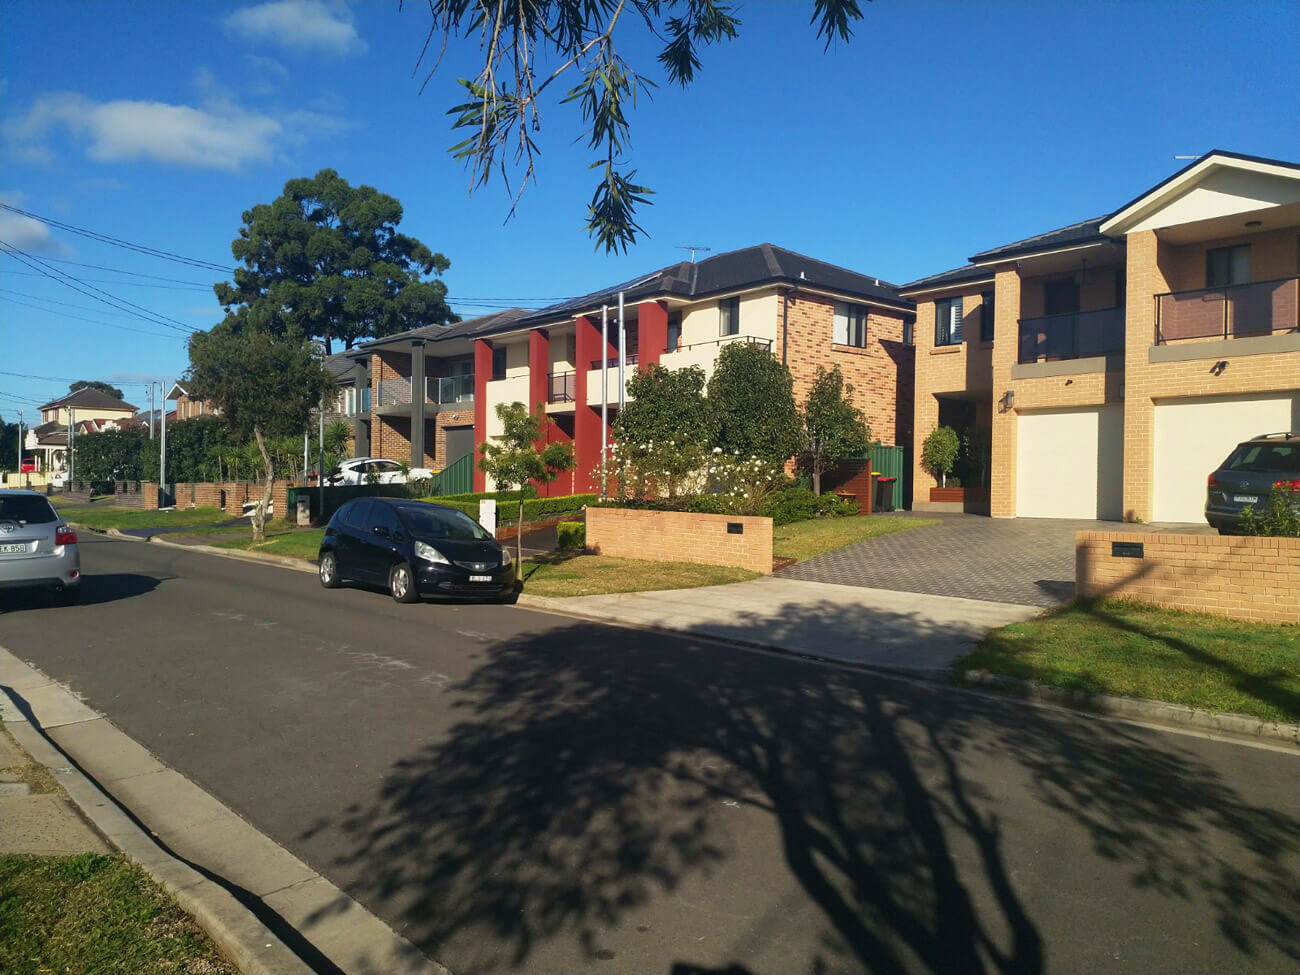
586, 507, 773, 575
1076, 531, 1300, 625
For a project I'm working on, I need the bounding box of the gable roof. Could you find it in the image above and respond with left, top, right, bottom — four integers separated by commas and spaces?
899, 263, 996, 295
38, 387, 139, 412
486, 243, 912, 336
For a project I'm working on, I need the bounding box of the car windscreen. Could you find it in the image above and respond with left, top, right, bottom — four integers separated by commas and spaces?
1224, 443, 1298, 473
397, 505, 491, 541
0, 495, 58, 524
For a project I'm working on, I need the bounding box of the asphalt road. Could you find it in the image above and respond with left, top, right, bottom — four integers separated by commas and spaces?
2, 534, 1297, 975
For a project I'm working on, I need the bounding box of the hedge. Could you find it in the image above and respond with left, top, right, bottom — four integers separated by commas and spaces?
420, 492, 597, 524
557, 521, 586, 550
438, 486, 537, 504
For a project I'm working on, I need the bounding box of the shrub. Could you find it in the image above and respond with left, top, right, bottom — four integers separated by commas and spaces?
1240, 483, 1300, 537
921, 425, 960, 487
762, 487, 818, 526
688, 494, 728, 515
816, 493, 859, 518
556, 520, 586, 550
425, 493, 598, 525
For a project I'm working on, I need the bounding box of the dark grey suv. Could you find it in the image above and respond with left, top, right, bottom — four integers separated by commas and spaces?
1205, 432, 1300, 533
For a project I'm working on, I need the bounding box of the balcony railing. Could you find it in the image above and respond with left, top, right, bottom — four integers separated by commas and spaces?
589, 353, 638, 370
1017, 307, 1125, 364
667, 334, 774, 355
548, 371, 576, 403
428, 374, 474, 406
1155, 276, 1299, 344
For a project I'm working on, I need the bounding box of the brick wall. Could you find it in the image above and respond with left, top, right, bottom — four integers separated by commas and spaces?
586, 507, 773, 574
1076, 530, 1300, 625
822, 458, 873, 514
164, 481, 292, 518
784, 292, 914, 450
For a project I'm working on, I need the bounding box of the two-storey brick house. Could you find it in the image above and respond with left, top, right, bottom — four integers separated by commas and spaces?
902, 150, 1299, 523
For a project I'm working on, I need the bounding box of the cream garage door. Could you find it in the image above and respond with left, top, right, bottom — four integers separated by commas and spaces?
1016, 406, 1124, 520
1153, 393, 1299, 523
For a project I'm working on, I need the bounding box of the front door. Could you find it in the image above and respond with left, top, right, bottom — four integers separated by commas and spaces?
445, 426, 474, 467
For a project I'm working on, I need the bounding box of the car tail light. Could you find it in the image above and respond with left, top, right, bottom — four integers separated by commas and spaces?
55, 526, 77, 546
1274, 479, 1300, 492
1206, 473, 1220, 489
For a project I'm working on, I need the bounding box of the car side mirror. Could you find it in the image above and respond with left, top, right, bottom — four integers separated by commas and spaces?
391, 532, 404, 544
372, 525, 389, 538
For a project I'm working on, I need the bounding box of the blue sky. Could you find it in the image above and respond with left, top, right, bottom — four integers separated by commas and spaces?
1, 0, 1297, 417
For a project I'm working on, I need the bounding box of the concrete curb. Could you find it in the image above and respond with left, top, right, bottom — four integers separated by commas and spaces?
0, 648, 450, 975
73, 523, 318, 575
515, 594, 1300, 749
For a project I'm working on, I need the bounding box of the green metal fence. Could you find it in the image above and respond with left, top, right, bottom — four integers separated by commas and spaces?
428, 453, 474, 496
860, 442, 906, 510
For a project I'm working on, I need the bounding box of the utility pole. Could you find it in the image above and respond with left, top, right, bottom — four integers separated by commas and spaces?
159, 378, 167, 508
600, 305, 608, 500
149, 383, 155, 439
317, 399, 324, 517
67, 417, 74, 486
617, 291, 626, 414
16, 410, 23, 487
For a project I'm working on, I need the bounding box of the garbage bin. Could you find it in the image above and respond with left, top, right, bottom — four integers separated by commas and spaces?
874, 475, 897, 513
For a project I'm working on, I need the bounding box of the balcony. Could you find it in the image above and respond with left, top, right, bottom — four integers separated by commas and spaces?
1018, 307, 1125, 365
375, 377, 412, 408
1155, 277, 1299, 344
589, 353, 638, 370
428, 374, 474, 407
548, 371, 576, 404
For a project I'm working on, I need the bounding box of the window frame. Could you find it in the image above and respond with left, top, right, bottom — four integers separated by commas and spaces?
979, 291, 995, 343
491, 346, 508, 381
833, 302, 868, 348
934, 297, 964, 347
1206, 243, 1251, 288
719, 297, 741, 336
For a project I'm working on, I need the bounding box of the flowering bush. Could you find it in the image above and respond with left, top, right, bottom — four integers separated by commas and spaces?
700, 449, 785, 516
601, 437, 709, 502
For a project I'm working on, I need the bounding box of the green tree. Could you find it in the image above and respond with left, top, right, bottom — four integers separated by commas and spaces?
0, 417, 18, 472
214, 169, 456, 354
706, 343, 802, 464
187, 326, 332, 541
414, 1, 867, 251
921, 425, 960, 489
72, 427, 154, 489
613, 363, 713, 500
164, 416, 240, 482
800, 366, 871, 495
69, 379, 125, 401
478, 402, 575, 566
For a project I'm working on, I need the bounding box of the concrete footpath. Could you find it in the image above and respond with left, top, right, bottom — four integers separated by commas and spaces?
521, 576, 1043, 673
0, 647, 447, 975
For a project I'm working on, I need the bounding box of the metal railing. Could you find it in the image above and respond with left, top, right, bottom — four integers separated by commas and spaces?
548, 371, 576, 403
427, 374, 474, 405
1017, 307, 1125, 364
1155, 276, 1298, 343
666, 334, 774, 354
589, 353, 638, 370
375, 377, 412, 407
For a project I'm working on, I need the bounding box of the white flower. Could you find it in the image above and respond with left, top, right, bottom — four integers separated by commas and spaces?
712, 447, 722, 454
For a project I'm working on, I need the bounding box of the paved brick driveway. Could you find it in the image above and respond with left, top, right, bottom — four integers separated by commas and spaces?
776, 513, 1116, 608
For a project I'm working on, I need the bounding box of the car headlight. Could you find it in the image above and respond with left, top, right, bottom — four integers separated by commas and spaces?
500, 547, 513, 566
414, 541, 449, 564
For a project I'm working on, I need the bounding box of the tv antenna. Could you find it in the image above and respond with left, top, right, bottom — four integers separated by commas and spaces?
676, 244, 711, 263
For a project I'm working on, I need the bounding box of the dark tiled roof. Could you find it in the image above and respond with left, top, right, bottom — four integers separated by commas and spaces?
37, 387, 139, 412
489, 243, 911, 336
356, 309, 531, 352
30, 420, 67, 445
968, 216, 1111, 264
899, 264, 996, 294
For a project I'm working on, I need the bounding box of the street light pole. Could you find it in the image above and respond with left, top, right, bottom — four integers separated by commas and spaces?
159, 378, 167, 507
16, 410, 23, 487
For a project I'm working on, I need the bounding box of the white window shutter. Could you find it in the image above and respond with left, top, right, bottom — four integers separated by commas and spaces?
950, 299, 964, 343
833, 303, 850, 345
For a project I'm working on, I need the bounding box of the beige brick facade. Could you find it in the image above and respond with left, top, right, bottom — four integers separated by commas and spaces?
1077, 531, 1300, 625
586, 507, 773, 574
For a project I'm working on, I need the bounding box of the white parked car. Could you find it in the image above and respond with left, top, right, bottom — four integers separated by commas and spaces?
327, 458, 434, 486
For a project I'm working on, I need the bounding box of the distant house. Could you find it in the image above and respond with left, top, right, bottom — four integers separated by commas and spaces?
166, 382, 217, 420
26, 387, 140, 475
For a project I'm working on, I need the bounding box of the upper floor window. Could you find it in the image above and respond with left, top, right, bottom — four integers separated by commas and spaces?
667, 312, 682, 352
903, 318, 914, 345
491, 346, 507, 381
1206, 244, 1251, 287
719, 297, 741, 336
832, 302, 868, 347
935, 297, 963, 346
980, 291, 995, 343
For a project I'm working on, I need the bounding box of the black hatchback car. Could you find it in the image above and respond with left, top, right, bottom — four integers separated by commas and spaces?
1205, 432, 1300, 533
318, 497, 515, 602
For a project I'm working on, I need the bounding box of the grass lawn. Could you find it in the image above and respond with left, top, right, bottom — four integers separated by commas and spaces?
53, 502, 233, 532
0, 853, 238, 975
215, 527, 324, 561
773, 515, 938, 563
956, 599, 1300, 724
522, 553, 759, 598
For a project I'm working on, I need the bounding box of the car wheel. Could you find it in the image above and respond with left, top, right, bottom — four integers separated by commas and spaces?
319, 552, 341, 589
389, 563, 419, 604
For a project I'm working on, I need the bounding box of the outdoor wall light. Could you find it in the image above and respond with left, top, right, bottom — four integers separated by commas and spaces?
1000, 389, 1015, 412
1211, 360, 1229, 376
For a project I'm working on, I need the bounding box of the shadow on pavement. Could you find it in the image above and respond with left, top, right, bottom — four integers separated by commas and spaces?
0, 573, 166, 613
297, 602, 1300, 974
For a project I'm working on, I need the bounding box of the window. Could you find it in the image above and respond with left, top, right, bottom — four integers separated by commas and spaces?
667, 313, 682, 352
1044, 280, 1079, 316
1206, 244, 1251, 287
719, 297, 741, 336
935, 297, 963, 346
903, 318, 914, 345
491, 346, 507, 381
396, 504, 492, 540
343, 387, 356, 416
833, 302, 868, 347
980, 291, 995, 343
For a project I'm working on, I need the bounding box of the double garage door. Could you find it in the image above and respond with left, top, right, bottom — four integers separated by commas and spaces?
1016, 406, 1124, 520
1015, 394, 1299, 523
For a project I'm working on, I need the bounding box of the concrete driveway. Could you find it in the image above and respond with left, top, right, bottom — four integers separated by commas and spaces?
776, 513, 1207, 608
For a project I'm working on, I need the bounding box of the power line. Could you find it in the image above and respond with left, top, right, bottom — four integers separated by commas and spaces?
0, 241, 199, 334
0, 369, 155, 385
0, 293, 192, 341
8, 253, 217, 286
0, 286, 206, 323
0, 203, 234, 273
0, 266, 213, 291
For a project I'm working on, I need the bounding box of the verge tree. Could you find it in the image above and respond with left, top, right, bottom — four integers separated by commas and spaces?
214, 169, 456, 354
921, 425, 960, 489
409, 0, 867, 252
187, 326, 332, 542
613, 363, 713, 500
707, 342, 802, 465
801, 365, 871, 495
478, 402, 575, 566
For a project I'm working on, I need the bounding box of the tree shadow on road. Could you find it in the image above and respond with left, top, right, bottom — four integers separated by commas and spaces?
297, 605, 1300, 974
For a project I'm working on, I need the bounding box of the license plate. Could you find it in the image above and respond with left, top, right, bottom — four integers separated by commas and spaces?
469, 574, 493, 583
0, 543, 26, 554
1233, 495, 1258, 504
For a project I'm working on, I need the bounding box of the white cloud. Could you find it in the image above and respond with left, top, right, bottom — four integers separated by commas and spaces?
0, 191, 71, 255
11, 92, 283, 171
224, 1, 365, 56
